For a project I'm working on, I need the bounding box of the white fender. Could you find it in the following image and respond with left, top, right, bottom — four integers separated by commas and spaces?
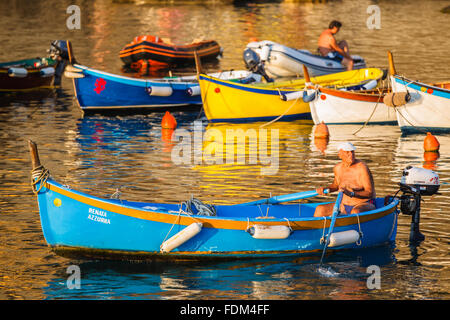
160, 222, 203, 253
260, 45, 271, 61
8, 68, 28, 78
64, 70, 84, 78
247, 224, 291, 239
328, 230, 360, 247
280, 90, 303, 101
147, 85, 173, 96
187, 85, 201, 96
40, 67, 55, 77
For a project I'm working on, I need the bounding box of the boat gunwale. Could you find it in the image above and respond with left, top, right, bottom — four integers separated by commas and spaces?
317, 87, 389, 102
392, 75, 450, 97
199, 68, 385, 95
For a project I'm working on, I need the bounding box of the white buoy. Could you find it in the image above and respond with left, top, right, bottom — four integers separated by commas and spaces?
260, 45, 271, 61
280, 90, 303, 101
160, 222, 203, 253
328, 230, 360, 247
40, 67, 55, 77
247, 224, 291, 239
8, 68, 28, 78
64, 70, 84, 78
147, 85, 173, 97
187, 86, 201, 96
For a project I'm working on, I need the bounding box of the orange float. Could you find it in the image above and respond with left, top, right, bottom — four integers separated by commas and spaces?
161, 111, 177, 129
423, 132, 440, 152
314, 121, 329, 138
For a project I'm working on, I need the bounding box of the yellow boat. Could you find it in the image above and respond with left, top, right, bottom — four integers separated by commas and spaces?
198, 68, 385, 123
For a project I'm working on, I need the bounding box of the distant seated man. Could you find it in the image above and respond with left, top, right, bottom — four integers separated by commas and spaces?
314, 142, 376, 217
318, 20, 354, 71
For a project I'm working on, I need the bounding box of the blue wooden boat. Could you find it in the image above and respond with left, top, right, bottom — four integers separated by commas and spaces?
65, 64, 259, 114
64, 42, 259, 114
29, 141, 402, 261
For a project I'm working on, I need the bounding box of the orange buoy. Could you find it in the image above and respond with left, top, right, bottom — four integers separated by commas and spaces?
314, 121, 329, 139
423, 132, 440, 152
161, 111, 177, 129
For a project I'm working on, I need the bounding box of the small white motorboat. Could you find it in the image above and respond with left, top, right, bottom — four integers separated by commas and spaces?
244, 40, 366, 79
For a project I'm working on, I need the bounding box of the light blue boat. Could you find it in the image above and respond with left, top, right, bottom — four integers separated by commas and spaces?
29, 141, 400, 261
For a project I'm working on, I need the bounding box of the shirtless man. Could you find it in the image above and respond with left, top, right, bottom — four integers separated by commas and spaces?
314, 142, 376, 217
318, 20, 354, 71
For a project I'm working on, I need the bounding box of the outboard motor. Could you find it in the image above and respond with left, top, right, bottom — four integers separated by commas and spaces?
398, 166, 440, 244
48, 40, 71, 85
243, 48, 273, 83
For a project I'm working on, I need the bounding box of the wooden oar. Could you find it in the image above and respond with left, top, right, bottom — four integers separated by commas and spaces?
240, 188, 329, 206
319, 191, 344, 267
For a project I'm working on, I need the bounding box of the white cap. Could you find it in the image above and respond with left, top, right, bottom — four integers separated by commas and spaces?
338, 142, 356, 152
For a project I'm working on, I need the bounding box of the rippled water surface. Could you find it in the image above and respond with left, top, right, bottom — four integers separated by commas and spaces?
0, 0, 449, 300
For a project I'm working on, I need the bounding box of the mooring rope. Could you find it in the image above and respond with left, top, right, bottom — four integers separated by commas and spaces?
259, 89, 303, 128
30, 165, 50, 194
352, 89, 385, 135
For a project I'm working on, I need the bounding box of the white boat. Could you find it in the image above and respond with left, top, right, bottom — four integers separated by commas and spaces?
388, 52, 450, 134
309, 87, 397, 125
244, 40, 366, 78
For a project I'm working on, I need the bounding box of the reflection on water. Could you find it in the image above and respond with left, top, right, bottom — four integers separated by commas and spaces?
0, 0, 449, 300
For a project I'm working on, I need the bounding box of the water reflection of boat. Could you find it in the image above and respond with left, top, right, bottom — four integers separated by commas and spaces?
43, 245, 395, 298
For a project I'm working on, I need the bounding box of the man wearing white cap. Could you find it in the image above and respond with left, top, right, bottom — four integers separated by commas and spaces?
314, 142, 376, 217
